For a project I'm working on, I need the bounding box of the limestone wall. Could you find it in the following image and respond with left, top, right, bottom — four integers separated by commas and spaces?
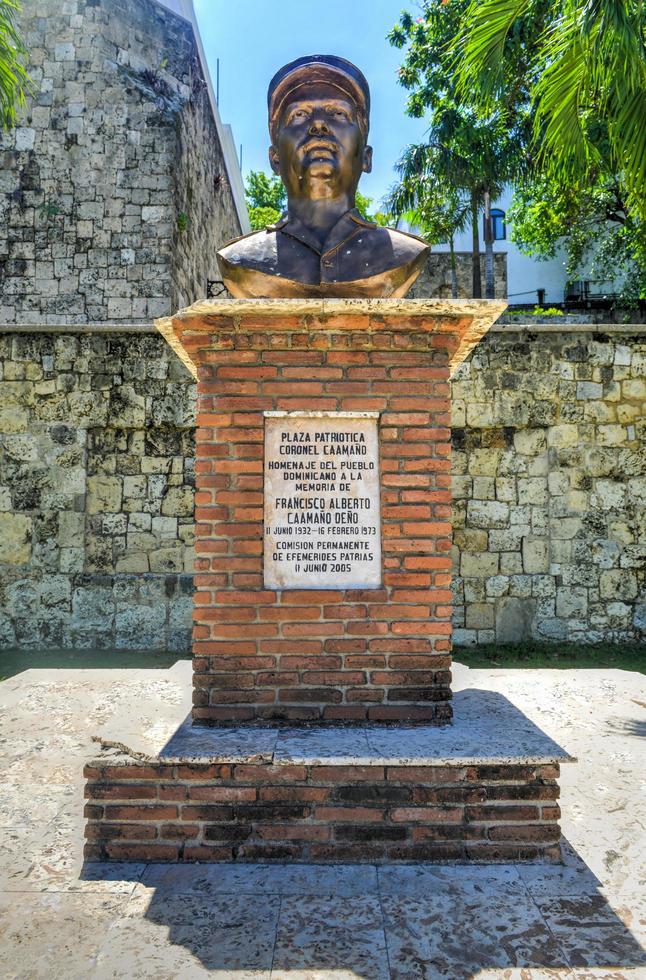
0, 0, 242, 325
0, 327, 195, 649
411, 253, 508, 301
451, 327, 645, 645
0, 324, 643, 650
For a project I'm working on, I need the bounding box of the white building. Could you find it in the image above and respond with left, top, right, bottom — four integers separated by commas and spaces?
431, 188, 570, 306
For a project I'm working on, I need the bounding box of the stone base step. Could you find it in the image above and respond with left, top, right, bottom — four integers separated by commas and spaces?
84, 701, 572, 864
84, 755, 563, 864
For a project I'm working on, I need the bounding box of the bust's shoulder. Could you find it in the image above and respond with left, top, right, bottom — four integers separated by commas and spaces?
367, 222, 429, 260
218, 227, 279, 264
352, 214, 430, 265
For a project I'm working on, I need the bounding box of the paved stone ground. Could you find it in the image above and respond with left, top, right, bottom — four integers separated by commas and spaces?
0, 657, 644, 979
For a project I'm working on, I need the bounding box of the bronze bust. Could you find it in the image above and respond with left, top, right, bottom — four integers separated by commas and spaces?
217, 55, 429, 298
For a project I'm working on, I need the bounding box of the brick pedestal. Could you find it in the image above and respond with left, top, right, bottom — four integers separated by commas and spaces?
84, 298, 576, 865
158, 298, 506, 724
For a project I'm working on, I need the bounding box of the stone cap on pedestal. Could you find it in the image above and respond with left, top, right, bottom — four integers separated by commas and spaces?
156, 297, 507, 379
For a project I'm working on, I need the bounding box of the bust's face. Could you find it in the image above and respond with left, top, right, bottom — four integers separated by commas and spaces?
269, 80, 372, 202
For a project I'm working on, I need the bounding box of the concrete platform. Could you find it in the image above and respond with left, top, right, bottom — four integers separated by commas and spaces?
83, 661, 574, 863
92, 673, 576, 767
1, 657, 645, 975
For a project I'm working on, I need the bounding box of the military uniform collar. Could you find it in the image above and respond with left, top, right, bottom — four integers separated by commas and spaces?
268, 208, 377, 256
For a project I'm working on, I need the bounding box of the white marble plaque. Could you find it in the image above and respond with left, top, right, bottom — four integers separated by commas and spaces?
263, 412, 382, 590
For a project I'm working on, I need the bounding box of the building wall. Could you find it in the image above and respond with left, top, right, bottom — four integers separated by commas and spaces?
0, 327, 196, 650
0, 0, 243, 325
432, 188, 570, 306
0, 324, 643, 651
172, 77, 242, 309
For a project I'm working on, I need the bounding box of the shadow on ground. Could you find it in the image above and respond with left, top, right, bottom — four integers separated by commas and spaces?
80, 689, 644, 974
606, 715, 646, 739
78, 845, 646, 978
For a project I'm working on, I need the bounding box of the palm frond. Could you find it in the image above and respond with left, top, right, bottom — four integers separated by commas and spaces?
531, 13, 592, 176
0, 0, 29, 129
608, 83, 646, 219
532, 0, 646, 218
453, 0, 531, 106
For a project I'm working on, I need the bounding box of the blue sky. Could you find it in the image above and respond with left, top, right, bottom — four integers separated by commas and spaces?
193, 0, 428, 210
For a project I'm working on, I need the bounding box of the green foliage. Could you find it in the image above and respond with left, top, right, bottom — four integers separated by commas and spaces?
246, 171, 286, 211
388, 2, 522, 296
176, 211, 190, 233
355, 191, 392, 226
508, 173, 646, 303
455, 641, 646, 673
507, 306, 565, 317
386, 143, 470, 245
245, 171, 286, 230
454, 0, 646, 222
244, 173, 393, 230
0, 0, 29, 129
389, 0, 646, 301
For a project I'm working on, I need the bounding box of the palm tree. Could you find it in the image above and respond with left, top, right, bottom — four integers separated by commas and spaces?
388, 150, 471, 297
0, 0, 28, 130
389, 107, 513, 298
454, 0, 646, 221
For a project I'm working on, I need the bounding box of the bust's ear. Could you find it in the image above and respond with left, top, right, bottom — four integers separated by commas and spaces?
269, 146, 280, 175
362, 145, 373, 174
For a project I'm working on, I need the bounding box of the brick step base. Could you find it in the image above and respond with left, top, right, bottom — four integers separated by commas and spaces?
84, 757, 562, 864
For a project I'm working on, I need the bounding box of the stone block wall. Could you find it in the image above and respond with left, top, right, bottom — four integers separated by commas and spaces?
0, 328, 196, 649
0, 324, 644, 650
0, 0, 242, 325
411, 253, 507, 301
451, 328, 645, 644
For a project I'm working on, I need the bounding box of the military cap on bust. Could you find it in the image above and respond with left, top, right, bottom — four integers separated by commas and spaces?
268, 54, 371, 140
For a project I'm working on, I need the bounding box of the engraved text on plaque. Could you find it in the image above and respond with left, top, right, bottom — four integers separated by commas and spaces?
264, 412, 382, 589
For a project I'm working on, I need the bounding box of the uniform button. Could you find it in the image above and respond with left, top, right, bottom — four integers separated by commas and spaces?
322, 259, 333, 268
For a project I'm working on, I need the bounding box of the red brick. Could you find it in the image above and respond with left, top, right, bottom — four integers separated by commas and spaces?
85, 765, 162, 781
310, 766, 385, 782
488, 825, 561, 843
387, 766, 466, 783
467, 805, 539, 822
183, 845, 235, 861
103, 804, 178, 821
83, 783, 157, 801
390, 806, 463, 823
541, 805, 562, 821
322, 705, 370, 720
280, 655, 342, 670
101, 843, 180, 861
259, 786, 330, 803
160, 823, 200, 840
539, 765, 560, 780
278, 687, 342, 703
237, 843, 305, 860
233, 765, 308, 783
188, 786, 257, 802
85, 823, 158, 841
159, 785, 189, 801
314, 805, 384, 822
256, 824, 330, 841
